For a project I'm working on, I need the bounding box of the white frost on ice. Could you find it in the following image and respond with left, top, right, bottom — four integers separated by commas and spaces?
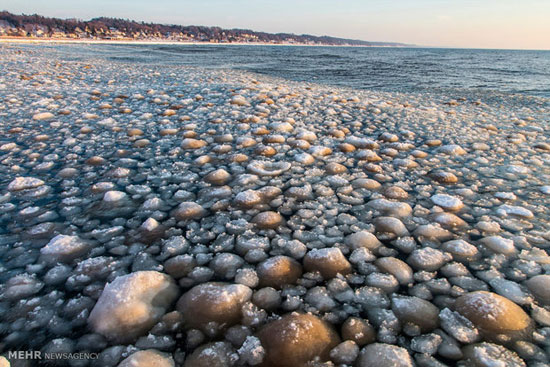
8, 177, 45, 191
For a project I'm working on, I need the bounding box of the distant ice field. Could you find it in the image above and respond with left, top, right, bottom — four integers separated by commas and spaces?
21, 43, 550, 98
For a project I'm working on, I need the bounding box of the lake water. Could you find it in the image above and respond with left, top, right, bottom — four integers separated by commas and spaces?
30, 43, 550, 98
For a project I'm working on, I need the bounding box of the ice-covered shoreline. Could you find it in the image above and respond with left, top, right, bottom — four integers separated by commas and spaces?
0, 37, 400, 48
0, 45, 549, 366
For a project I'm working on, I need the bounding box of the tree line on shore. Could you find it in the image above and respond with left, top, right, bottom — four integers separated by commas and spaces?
0, 11, 406, 46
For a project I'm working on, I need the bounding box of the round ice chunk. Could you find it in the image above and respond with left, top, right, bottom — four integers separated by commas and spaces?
88, 271, 179, 343
8, 177, 45, 191
40, 235, 90, 264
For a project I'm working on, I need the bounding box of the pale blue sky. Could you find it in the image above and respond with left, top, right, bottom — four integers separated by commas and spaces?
2, 0, 550, 49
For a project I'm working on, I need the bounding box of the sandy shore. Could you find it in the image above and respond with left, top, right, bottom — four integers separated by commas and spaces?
0, 44, 549, 366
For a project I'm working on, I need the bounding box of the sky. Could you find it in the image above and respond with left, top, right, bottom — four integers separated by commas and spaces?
1, 0, 550, 50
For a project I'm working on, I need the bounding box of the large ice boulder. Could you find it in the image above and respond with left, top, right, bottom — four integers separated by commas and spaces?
88, 271, 179, 343
257, 313, 340, 367
454, 291, 532, 343
177, 282, 252, 336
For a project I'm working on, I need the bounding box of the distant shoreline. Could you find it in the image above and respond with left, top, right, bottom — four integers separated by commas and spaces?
0, 36, 407, 48
0, 11, 409, 48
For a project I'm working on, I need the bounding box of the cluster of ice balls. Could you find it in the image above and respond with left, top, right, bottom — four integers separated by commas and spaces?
0, 45, 549, 366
